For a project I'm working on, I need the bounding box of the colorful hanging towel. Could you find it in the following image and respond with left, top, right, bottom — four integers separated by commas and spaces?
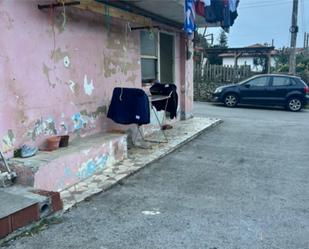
184, 0, 196, 35
195, 0, 205, 17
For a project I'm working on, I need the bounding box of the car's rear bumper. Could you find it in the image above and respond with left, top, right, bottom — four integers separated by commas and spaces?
305, 95, 309, 105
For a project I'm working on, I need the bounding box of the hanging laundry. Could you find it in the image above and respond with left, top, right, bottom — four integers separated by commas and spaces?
203, 0, 211, 6
195, 0, 205, 17
230, 0, 239, 26
184, 0, 196, 36
222, 0, 231, 31
204, 0, 239, 30
229, 0, 238, 12
204, 0, 223, 23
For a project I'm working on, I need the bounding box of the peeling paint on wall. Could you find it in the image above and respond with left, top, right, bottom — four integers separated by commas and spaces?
51, 48, 69, 63
42, 63, 55, 88
0, 10, 14, 30
76, 154, 108, 179
1, 130, 15, 152
126, 74, 138, 84
80, 105, 107, 119
83, 75, 94, 96
27, 117, 57, 141
103, 52, 139, 78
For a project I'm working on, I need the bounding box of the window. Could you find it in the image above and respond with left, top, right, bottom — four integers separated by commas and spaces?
272, 77, 292, 87
247, 77, 269, 87
140, 31, 158, 83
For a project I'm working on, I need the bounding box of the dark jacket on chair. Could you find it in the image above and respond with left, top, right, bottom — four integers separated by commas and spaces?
150, 83, 178, 119
107, 87, 150, 125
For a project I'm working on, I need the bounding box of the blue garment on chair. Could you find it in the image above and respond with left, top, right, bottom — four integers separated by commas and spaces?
107, 87, 150, 126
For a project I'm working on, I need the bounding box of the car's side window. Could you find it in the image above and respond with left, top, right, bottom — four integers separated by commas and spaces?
247, 77, 269, 87
272, 77, 292, 87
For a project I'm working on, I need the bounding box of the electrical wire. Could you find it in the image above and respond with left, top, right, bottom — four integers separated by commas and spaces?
239, 1, 293, 10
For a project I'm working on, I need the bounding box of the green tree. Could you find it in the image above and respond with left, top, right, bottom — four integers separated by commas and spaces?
253, 55, 269, 73
273, 48, 309, 82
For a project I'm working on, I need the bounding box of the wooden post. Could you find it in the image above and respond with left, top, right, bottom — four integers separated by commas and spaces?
267, 53, 271, 73
289, 0, 299, 74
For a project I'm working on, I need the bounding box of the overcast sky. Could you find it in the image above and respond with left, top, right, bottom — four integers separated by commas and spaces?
203, 0, 309, 48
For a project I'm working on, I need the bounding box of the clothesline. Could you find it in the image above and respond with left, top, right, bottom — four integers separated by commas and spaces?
184, 0, 239, 37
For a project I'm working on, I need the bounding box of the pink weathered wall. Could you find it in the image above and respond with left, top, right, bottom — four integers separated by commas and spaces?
179, 35, 194, 120
0, 1, 193, 156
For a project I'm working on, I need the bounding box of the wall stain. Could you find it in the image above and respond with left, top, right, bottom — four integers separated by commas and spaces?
103, 52, 139, 78
8, 78, 28, 124
0, 10, 14, 30
126, 74, 138, 84
27, 118, 57, 141
80, 105, 107, 119
101, 22, 139, 78
1, 130, 15, 152
42, 63, 56, 88
51, 48, 69, 63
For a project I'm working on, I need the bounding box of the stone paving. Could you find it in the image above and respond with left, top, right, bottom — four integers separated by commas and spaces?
60, 117, 222, 210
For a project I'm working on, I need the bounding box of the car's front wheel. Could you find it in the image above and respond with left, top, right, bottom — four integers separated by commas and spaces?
287, 97, 303, 112
224, 93, 238, 107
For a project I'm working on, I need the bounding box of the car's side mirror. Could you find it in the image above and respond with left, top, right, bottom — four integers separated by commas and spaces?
244, 84, 250, 88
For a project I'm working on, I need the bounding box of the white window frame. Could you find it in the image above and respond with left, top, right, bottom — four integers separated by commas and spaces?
140, 30, 175, 84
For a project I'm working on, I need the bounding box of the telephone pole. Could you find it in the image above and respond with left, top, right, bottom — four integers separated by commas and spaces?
289, 0, 299, 75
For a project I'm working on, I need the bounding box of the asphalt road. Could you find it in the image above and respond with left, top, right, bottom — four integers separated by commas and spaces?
5, 102, 309, 249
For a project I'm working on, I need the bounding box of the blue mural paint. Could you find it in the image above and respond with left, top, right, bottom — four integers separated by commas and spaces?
96, 155, 108, 169
72, 112, 87, 131
77, 154, 109, 179
64, 166, 72, 177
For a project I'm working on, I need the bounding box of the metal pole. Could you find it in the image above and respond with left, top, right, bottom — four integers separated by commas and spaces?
289, 0, 299, 75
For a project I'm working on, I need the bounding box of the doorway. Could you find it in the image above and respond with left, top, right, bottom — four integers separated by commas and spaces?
160, 33, 174, 84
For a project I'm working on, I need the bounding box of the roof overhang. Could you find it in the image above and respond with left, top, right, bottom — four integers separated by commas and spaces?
96, 0, 221, 29
47, 0, 221, 30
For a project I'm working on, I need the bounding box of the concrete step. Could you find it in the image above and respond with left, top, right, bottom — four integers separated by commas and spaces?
0, 185, 62, 239
8, 133, 127, 192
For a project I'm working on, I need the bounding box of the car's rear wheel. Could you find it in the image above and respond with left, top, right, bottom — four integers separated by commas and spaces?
287, 97, 303, 112
224, 93, 238, 107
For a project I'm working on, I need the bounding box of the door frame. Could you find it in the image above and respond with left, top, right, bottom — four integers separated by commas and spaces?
159, 31, 175, 83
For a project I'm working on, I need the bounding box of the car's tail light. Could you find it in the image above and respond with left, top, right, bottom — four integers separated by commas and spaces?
305, 86, 309, 94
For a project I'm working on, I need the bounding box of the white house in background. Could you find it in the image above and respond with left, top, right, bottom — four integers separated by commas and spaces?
219, 44, 277, 72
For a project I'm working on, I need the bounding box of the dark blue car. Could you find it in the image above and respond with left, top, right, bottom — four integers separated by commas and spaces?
212, 74, 309, 111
